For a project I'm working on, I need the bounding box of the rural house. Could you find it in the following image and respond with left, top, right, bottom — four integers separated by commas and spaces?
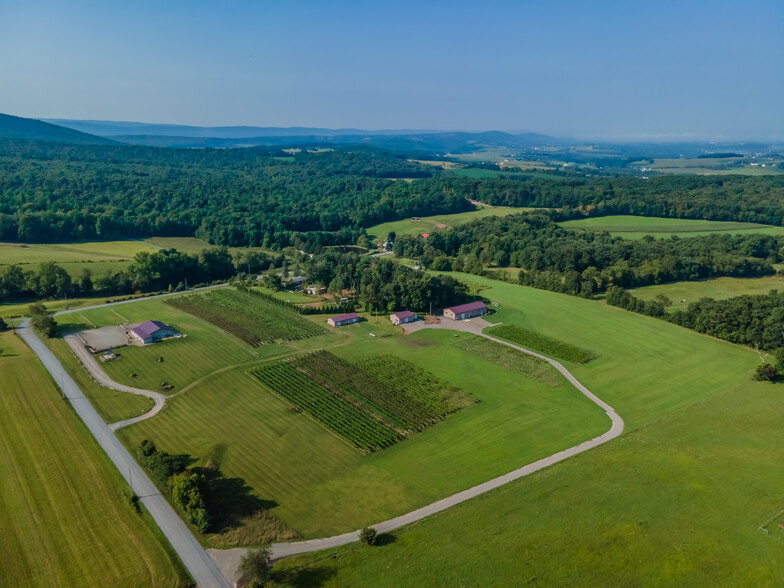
327, 312, 360, 327
390, 310, 417, 325
130, 320, 180, 344
443, 301, 487, 320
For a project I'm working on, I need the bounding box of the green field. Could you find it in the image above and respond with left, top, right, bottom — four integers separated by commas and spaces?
629, 275, 784, 312
365, 206, 534, 240
560, 214, 784, 239
645, 157, 784, 176
270, 274, 776, 586
109, 305, 607, 539
0, 330, 187, 586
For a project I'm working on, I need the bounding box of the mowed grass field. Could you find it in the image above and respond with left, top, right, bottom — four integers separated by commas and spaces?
560, 214, 784, 239
69, 296, 262, 393
270, 276, 780, 586
114, 307, 609, 539
629, 275, 784, 312
646, 157, 784, 176
0, 331, 188, 587
366, 206, 534, 240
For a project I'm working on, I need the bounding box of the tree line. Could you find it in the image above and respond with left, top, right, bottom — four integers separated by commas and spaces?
393, 213, 779, 296
0, 247, 277, 302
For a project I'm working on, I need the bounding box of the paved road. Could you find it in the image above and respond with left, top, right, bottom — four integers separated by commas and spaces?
208, 319, 625, 581
54, 283, 226, 318
64, 334, 166, 430
18, 320, 229, 588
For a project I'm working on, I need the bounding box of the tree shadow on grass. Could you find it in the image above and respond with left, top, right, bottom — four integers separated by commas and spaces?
374, 532, 396, 546
192, 465, 279, 532
271, 564, 338, 588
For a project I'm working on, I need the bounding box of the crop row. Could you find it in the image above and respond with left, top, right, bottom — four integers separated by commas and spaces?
251, 362, 400, 451
167, 288, 327, 346
486, 324, 598, 364
292, 351, 475, 431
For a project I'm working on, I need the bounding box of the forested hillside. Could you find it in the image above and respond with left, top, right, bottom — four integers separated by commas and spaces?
0, 139, 468, 246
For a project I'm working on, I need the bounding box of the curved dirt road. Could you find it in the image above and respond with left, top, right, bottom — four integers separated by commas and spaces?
208, 321, 624, 581
64, 334, 166, 430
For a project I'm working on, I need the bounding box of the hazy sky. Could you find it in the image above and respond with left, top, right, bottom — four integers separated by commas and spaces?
1, 1, 782, 140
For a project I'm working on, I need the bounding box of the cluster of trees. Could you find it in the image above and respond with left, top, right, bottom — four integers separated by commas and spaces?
0, 138, 471, 247
394, 213, 779, 296
0, 247, 264, 302
29, 301, 57, 337
451, 173, 784, 226
668, 290, 784, 350
304, 250, 469, 312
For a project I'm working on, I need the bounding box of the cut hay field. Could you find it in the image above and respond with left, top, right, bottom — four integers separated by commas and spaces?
0, 330, 188, 587
117, 322, 608, 539
628, 275, 784, 312
560, 214, 784, 240
271, 275, 778, 587
646, 157, 784, 176
365, 206, 534, 240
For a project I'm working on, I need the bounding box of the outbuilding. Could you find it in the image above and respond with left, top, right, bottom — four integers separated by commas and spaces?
327, 312, 361, 327
443, 301, 488, 320
130, 320, 180, 344
390, 310, 417, 326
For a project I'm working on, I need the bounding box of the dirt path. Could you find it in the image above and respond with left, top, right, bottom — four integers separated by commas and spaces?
64, 335, 167, 430
207, 318, 625, 582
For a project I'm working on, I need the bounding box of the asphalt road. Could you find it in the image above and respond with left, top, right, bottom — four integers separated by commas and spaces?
18, 320, 229, 588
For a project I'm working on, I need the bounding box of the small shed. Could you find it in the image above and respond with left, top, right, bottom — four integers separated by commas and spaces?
327, 312, 360, 327
130, 320, 180, 344
444, 301, 488, 320
390, 310, 417, 326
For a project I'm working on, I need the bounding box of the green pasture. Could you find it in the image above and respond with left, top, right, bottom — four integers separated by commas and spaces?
365, 206, 533, 240
0, 294, 129, 319
646, 158, 784, 176
0, 239, 153, 265
72, 297, 262, 393
269, 275, 773, 586
629, 275, 784, 312
273, 376, 782, 587
0, 331, 187, 586
560, 214, 784, 239
117, 313, 609, 539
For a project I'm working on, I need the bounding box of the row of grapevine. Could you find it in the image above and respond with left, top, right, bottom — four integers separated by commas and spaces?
251, 362, 400, 451
167, 288, 328, 346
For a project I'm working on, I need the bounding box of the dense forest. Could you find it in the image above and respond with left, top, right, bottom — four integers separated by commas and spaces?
2, 137, 784, 251
0, 138, 469, 247
393, 213, 779, 295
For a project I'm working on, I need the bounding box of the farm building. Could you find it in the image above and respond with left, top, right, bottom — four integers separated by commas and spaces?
444, 301, 488, 320
390, 310, 417, 326
327, 312, 360, 327
130, 320, 180, 344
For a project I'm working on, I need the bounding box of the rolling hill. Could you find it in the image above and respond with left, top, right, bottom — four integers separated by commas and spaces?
0, 113, 116, 145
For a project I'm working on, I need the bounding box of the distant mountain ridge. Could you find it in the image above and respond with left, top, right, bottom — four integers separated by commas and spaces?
0, 113, 116, 144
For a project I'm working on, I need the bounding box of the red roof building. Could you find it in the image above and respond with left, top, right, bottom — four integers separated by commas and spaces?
443, 301, 487, 320
327, 312, 360, 327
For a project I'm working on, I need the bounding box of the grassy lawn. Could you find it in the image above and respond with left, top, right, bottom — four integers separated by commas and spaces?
365, 206, 535, 240
629, 275, 784, 312
267, 276, 777, 586
71, 298, 262, 393
559, 214, 784, 239
272, 376, 783, 587
116, 312, 609, 539
0, 330, 188, 587
0, 239, 154, 265
0, 294, 131, 319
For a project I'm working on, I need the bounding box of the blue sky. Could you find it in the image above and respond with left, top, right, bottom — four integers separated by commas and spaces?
1, 0, 782, 140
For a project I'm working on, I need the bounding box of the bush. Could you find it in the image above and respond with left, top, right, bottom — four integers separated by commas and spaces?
359, 526, 378, 545
754, 363, 777, 381
239, 547, 271, 586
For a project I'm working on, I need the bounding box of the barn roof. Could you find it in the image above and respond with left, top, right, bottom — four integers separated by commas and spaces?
132, 320, 168, 339
446, 301, 487, 314
330, 312, 359, 323
392, 310, 416, 319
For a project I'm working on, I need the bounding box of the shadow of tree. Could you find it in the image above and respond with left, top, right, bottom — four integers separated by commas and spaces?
271, 564, 338, 587
374, 532, 396, 546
